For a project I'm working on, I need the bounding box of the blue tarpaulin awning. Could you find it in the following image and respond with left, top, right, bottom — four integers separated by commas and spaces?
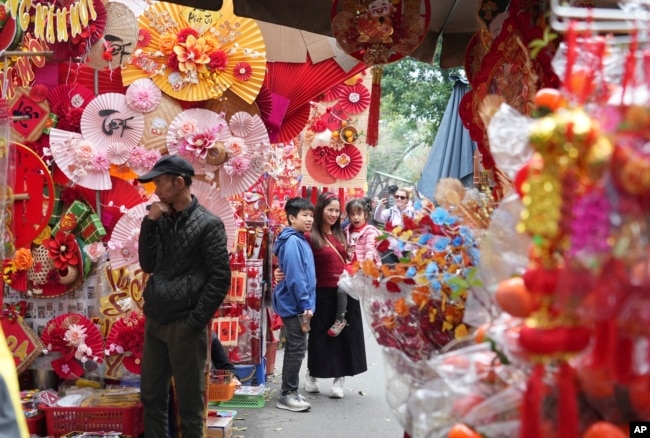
416, 76, 476, 201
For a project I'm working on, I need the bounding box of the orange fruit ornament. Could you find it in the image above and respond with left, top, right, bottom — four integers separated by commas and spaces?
494, 277, 535, 318
534, 88, 565, 112
582, 422, 626, 438
448, 423, 482, 438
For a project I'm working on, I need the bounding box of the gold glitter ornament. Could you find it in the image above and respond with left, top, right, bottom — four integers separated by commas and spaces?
583, 135, 613, 179
518, 172, 562, 239
529, 116, 560, 156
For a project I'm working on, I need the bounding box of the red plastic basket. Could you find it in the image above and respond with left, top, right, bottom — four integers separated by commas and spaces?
41, 403, 144, 437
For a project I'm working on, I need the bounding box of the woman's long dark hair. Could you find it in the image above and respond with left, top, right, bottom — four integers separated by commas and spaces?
311, 192, 347, 251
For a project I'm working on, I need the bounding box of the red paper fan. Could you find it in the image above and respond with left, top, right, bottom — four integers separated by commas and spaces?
325, 144, 362, 180
59, 63, 128, 95
322, 84, 346, 102
254, 84, 273, 121
304, 147, 336, 184
49, 0, 107, 60
337, 82, 370, 114
74, 176, 145, 239
264, 55, 366, 142
41, 313, 104, 379
105, 311, 145, 375
48, 84, 97, 133
277, 103, 310, 143
320, 104, 349, 132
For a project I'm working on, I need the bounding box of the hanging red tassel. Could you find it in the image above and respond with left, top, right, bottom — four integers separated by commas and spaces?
520, 363, 544, 438
366, 65, 382, 146
557, 362, 579, 438
614, 334, 635, 384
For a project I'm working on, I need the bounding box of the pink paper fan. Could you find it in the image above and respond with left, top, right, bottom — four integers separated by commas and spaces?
107, 201, 149, 269
50, 0, 107, 60
80, 93, 145, 150
337, 82, 370, 114
49, 128, 112, 190
126, 79, 162, 113
218, 113, 270, 197
191, 180, 237, 251
325, 144, 363, 180
166, 108, 229, 174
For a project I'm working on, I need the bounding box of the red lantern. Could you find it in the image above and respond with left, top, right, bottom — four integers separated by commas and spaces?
331, 0, 431, 145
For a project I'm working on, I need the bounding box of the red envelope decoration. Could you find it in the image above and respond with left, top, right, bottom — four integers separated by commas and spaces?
0, 314, 44, 373
10, 88, 50, 142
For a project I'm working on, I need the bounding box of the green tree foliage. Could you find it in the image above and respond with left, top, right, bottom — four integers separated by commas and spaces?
368, 57, 463, 181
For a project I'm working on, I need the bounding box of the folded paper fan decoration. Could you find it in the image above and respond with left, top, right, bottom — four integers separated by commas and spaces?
325, 143, 363, 180
87, 1, 139, 71
41, 313, 104, 379
191, 180, 237, 251
304, 147, 336, 184
80, 93, 145, 152
122, 0, 266, 103
75, 176, 145, 239
203, 89, 261, 122
47, 84, 97, 133
166, 108, 228, 174
141, 94, 183, 154
264, 55, 366, 143
59, 63, 128, 95
49, 128, 113, 190
107, 201, 149, 269
105, 311, 145, 375
217, 112, 270, 197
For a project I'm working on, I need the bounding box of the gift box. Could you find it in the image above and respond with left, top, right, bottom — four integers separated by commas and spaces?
51, 200, 91, 236
206, 415, 233, 438
77, 212, 107, 243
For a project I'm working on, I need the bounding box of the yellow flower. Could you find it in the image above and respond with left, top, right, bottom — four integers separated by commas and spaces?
174, 35, 211, 73
202, 35, 220, 53
33, 225, 51, 245
160, 33, 178, 55
13, 248, 33, 271
454, 324, 469, 339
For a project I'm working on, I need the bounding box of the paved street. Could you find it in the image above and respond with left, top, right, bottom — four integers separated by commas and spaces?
228, 328, 406, 438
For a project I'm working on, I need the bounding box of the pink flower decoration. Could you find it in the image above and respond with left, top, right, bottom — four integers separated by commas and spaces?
184, 127, 219, 159
233, 62, 252, 81
224, 155, 250, 176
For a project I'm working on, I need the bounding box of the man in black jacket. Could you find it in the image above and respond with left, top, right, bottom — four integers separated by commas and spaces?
137, 155, 231, 438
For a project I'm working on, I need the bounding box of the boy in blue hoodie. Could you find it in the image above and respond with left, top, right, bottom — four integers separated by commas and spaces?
272, 197, 316, 412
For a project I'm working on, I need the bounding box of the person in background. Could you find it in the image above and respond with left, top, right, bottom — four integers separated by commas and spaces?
138, 155, 231, 438
327, 198, 381, 337
374, 186, 414, 228
272, 197, 316, 412
305, 192, 368, 399
210, 335, 241, 386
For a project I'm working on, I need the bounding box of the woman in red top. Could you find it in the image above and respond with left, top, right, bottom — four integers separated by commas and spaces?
304, 192, 368, 399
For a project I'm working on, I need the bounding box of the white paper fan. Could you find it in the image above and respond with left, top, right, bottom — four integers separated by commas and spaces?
217, 113, 270, 197
166, 108, 230, 175
80, 93, 145, 150
49, 128, 113, 190
191, 180, 237, 252
107, 201, 149, 269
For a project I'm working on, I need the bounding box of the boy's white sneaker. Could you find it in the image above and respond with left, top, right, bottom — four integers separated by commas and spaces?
330, 377, 345, 399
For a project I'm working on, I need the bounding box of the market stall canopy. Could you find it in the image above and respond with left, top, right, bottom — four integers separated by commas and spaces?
164, 0, 480, 68
232, 0, 480, 69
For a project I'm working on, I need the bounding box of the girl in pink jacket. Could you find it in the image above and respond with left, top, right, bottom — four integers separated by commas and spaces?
329, 198, 381, 337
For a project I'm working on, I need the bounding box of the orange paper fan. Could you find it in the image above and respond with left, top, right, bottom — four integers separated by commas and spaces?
325, 144, 363, 180
122, 1, 265, 103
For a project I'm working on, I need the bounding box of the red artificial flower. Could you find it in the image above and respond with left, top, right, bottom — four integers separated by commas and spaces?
167, 53, 180, 71
385, 280, 402, 293
137, 29, 152, 48
313, 146, 333, 166
208, 50, 228, 71
376, 239, 390, 252
176, 27, 200, 43
233, 62, 252, 81
311, 119, 328, 133
45, 231, 79, 270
